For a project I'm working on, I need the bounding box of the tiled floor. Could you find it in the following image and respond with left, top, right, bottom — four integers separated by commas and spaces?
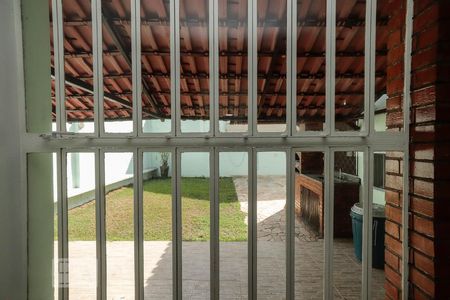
58, 238, 385, 299
57, 176, 385, 299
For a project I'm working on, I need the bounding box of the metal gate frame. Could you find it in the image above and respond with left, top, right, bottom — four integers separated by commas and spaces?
22, 0, 414, 298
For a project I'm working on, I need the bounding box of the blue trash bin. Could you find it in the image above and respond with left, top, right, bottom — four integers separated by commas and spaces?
350, 202, 386, 269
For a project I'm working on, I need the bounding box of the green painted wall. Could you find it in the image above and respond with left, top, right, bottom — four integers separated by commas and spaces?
21, 0, 54, 298
22, 0, 52, 133
27, 153, 54, 300
0, 0, 27, 298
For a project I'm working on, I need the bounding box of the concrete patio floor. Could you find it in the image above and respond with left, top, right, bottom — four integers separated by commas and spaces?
56, 176, 385, 299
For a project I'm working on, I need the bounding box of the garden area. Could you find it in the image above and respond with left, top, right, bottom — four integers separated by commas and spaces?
59, 177, 247, 241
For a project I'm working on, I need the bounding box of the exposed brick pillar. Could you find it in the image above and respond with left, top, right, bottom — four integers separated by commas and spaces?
386, 0, 407, 132
384, 152, 405, 299
384, 0, 407, 298
385, 0, 450, 299
409, 0, 450, 298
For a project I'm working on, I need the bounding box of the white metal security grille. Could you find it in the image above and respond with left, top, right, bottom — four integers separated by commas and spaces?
32, 0, 415, 299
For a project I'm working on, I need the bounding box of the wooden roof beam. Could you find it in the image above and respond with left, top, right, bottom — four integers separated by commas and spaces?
51, 68, 159, 118
57, 91, 363, 98
101, 10, 165, 117
78, 71, 385, 80
61, 49, 387, 58
59, 17, 388, 28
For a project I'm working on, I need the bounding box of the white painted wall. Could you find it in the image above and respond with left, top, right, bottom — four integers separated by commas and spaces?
356, 152, 386, 207
52, 151, 144, 202
374, 113, 387, 132
375, 94, 388, 132
54, 120, 386, 207
52, 120, 287, 201
64, 120, 289, 136
373, 188, 386, 206
53, 148, 284, 201
67, 152, 95, 196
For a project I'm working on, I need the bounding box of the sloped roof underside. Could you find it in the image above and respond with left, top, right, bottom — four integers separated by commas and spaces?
50, 0, 390, 123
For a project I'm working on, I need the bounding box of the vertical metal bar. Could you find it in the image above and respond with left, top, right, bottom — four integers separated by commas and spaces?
59, 150, 69, 300
95, 150, 101, 300
95, 149, 106, 300
213, 0, 220, 137
211, 149, 219, 299
133, 0, 141, 136
327, 0, 336, 135
251, 0, 257, 136
247, 148, 254, 300
92, 0, 104, 136
368, 0, 377, 135
170, 0, 177, 136
247, 0, 254, 137
323, 1, 331, 136
324, 148, 333, 300
367, 148, 375, 299
53, 0, 65, 133
402, 0, 413, 298
174, 0, 181, 136
286, 149, 295, 298
171, 149, 178, 300
135, 149, 143, 299
362, 0, 372, 135
361, 148, 370, 299
175, 149, 182, 300
286, 0, 293, 137
208, 0, 215, 136
56, 151, 62, 299
250, 148, 257, 299
291, 0, 298, 136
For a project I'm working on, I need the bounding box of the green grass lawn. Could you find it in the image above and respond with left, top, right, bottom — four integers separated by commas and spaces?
60, 177, 247, 241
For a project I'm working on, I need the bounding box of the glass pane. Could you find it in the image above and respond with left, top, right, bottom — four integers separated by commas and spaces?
333, 151, 364, 298
335, 0, 366, 132
218, 0, 249, 133
63, 0, 95, 133
374, 0, 404, 132
257, 151, 286, 297
67, 152, 96, 298
104, 152, 135, 298
179, 0, 210, 133
219, 152, 248, 297
294, 152, 325, 299
181, 152, 210, 297
143, 152, 173, 298
296, 0, 326, 132
371, 151, 404, 299
102, 0, 133, 133
257, 0, 287, 133
141, 0, 172, 134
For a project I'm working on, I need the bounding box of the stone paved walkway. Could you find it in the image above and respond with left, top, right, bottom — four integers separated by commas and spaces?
57, 176, 385, 299
58, 239, 384, 299
234, 176, 320, 243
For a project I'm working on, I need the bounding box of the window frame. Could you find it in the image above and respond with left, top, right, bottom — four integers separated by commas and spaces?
21, 0, 414, 299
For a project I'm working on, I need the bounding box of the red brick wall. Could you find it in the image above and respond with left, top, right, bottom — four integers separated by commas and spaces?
384, 152, 405, 299
409, 1, 450, 298
385, 0, 406, 132
385, 0, 450, 299
384, 0, 407, 297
